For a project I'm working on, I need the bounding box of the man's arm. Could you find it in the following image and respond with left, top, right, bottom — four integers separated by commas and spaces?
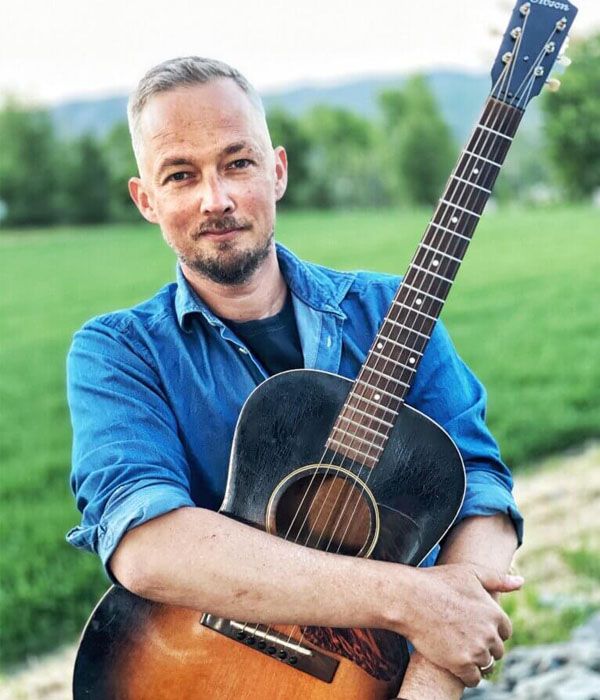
68, 317, 522, 688
110, 505, 522, 687
398, 514, 519, 700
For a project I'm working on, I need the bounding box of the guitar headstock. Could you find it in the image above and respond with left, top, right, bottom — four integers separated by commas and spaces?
491, 0, 578, 109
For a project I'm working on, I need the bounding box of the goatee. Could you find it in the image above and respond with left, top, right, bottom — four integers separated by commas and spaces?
182, 230, 274, 286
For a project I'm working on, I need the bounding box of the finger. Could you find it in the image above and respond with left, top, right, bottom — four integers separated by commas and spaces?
459, 665, 482, 688
478, 569, 524, 593
498, 613, 513, 641
490, 637, 505, 661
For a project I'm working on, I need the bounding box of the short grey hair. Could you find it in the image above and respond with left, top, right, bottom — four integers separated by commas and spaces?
127, 56, 266, 160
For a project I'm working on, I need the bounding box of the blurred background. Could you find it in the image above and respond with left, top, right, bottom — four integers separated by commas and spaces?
0, 0, 599, 696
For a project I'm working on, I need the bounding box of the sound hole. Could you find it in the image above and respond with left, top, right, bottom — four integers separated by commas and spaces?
273, 471, 374, 557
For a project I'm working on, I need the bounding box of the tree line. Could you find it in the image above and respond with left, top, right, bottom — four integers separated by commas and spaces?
0, 34, 598, 228
0, 75, 457, 227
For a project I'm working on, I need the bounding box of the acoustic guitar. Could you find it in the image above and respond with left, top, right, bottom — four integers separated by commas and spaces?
73, 2, 577, 697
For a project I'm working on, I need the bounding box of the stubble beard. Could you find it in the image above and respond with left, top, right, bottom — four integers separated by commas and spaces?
179, 226, 274, 286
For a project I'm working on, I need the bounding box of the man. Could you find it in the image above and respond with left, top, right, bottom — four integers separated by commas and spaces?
67, 57, 524, 699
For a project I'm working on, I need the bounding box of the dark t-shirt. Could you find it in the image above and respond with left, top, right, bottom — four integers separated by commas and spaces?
223, 293, 304, 375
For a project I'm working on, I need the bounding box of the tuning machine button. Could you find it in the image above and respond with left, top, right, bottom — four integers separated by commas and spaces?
545, 78, 562, 93
558, 55, 572, 68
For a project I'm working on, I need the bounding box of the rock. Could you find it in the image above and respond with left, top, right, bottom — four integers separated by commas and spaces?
573, 614, 600, 645
512, 666, 600, 699
464, 611, 600, 699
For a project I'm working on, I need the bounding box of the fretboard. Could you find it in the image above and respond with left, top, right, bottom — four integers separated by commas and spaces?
326, 97, 523, 468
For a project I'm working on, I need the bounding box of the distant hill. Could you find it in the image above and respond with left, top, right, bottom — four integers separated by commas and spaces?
49, 70, 540, 145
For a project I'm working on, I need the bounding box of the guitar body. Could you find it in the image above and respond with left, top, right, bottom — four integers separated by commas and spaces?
74, 369, 466, 699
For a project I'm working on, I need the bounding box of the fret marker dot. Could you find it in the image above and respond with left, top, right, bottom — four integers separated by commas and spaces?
416, 298, 423, 305
409, 357, 416, 364
451, 216, 459, 224
473, 168, 480, 175
432, 259, 440, 267
374, 393, 381, 401
377, 342, 383, 350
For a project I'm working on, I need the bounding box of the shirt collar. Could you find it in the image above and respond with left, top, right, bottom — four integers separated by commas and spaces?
174, 242, 351, 332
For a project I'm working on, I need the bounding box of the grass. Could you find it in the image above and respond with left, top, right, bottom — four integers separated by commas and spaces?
1, 205, 599, 667
562, 545, 600, 583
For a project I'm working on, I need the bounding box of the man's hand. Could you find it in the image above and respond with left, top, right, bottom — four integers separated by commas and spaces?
396, 514, 521, 698
393, 563, 523, 688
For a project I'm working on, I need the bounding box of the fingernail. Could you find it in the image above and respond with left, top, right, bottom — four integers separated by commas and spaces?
507, 575, 524, 586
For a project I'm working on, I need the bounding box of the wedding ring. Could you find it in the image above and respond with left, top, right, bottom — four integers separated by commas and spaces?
480, 657, 495, 674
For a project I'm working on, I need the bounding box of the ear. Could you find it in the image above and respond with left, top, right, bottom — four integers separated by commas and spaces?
273, 146, 288, 202
129, 177, 159, 224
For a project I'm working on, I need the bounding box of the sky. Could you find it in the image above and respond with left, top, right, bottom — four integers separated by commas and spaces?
1, 0, 597, 105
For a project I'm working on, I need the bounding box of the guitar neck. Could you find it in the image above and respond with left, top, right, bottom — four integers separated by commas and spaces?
326, 97, 523, 468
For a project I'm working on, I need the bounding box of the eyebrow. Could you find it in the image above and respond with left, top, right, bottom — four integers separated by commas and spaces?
223, 141, 256, 156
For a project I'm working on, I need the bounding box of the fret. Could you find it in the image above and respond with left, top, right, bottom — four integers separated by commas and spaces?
428, 222, 471, 241
335, 416, 388, 440
439, 199, 481, 219
476, 124, 513, 141
373, 335, 424, 356
392, 300, 437, 322
347, 393, 400, 417
370, 349, 417, 373
327, 435, 384, 454
340, 404, 395, 428
451, 175, 491, 194
362, 366, 412, 389
462, 150, 502, 168
411, 263, 453, 284
418, 244, 462, 264
384, 318, 431, 339
355, 379, 403, 401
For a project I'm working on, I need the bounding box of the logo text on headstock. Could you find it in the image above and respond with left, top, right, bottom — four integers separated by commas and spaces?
530, 0, 570, 10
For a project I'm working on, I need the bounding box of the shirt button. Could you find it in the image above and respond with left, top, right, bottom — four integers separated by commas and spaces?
238, 347, 249, 354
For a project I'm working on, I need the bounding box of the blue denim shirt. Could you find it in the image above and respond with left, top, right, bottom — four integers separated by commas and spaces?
66, 243, 523, 572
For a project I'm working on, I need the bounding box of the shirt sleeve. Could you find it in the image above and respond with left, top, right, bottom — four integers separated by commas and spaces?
66, 316, 196, 576
409, 320, 524, 549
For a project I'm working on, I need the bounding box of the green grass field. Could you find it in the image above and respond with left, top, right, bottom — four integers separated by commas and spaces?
1, 205, 599, 667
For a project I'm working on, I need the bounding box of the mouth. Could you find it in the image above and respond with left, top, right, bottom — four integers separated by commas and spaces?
199, 226, 248, 240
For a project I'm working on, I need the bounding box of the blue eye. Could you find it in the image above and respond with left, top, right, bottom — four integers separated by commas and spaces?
229, 159, 253, 169
168, 172, 190, 182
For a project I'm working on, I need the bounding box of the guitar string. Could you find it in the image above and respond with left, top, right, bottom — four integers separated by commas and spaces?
318, 23, 556, 568
284, 13, 532, 559
319, 19, 537, 558
276, 15, 553, 651
316, 19, 559, 627
306, 26, 527, 555
272, 62, 521, 650
274, 22, 531, 649
244, 12, 553, 648
285, 13, 550, 650
273, 10, 557, 568
259, 22, 553, 649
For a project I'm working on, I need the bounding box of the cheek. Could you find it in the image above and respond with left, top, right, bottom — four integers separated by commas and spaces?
157, 192, 198, 230
241, 183, 275, 222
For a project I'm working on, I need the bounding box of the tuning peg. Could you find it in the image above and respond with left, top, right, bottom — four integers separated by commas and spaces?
558, 54, 572, 67
545, 78, 562, 92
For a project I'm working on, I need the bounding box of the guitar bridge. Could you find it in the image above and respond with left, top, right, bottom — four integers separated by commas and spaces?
200, 614, 338, 683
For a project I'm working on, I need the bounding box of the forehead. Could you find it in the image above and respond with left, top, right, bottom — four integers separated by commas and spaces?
139, 79, 268, 163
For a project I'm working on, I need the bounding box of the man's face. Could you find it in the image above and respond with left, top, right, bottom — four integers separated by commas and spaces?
129, 79, 287, 285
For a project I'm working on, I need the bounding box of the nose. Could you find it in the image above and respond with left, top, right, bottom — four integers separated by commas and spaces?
199, 174, 234, 216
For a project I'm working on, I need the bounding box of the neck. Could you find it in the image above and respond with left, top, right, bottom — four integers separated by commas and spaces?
181, 244, 287, 322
